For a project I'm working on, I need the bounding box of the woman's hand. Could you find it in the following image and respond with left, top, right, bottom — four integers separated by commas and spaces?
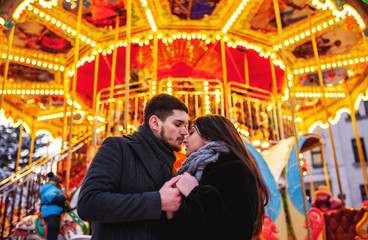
176, 172, 199, 197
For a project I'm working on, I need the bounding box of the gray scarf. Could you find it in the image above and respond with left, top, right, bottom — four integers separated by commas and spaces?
178, 141, 230, 180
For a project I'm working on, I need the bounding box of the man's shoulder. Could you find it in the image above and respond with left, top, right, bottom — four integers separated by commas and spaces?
102, 135, 141, 150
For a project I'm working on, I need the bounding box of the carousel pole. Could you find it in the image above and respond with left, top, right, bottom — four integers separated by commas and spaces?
270, 59, 282, 140
124, 0, 131, 133
220, 37, 229, 118
62, 75, 68, 150
318, 126, 331, 191
0, 25, 14, 113
244, 51, 254, 138
152, 32, 158, 100
272, 0, 312, 239
29, 119, 36, 165
305, 153, 315, 202
92, 52, 100, 146
345, 82, 368, 196
153, 33, 158, 85
15, 123, 23, 173
361, 31, 368, 48
310, 101, 331, 191
107, 16, 119, 137
93, 52, 100, 116
66, 0, 83, 193
307, 7, 344, 205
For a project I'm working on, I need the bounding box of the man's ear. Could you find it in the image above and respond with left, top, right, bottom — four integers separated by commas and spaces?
149, 115, 160, 131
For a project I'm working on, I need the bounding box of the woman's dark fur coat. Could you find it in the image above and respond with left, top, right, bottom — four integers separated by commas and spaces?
165, 152, 259, 240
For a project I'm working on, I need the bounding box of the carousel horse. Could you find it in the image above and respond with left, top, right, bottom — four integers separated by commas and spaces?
11, 186, 90, 240
243, 140, 288, 240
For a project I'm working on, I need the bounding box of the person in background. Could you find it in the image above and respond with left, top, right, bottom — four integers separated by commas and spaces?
312, 185, 343, 212
165, 115, 269, 240
40, 172, 67, 240
77, 94, 189, 239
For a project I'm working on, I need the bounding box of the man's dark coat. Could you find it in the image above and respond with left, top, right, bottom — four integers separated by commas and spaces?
77, 125, 176, 239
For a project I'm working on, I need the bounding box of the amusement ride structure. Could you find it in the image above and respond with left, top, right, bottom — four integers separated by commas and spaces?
1, 0, 368, 239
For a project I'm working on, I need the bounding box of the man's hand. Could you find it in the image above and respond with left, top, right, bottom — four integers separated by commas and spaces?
159, 175, 182, 212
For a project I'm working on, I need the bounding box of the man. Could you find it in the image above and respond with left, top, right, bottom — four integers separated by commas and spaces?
40, 172, 67, 240
77, 94, 188, 239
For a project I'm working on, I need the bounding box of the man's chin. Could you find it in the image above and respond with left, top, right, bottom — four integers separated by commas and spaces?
172, 145, 182, 151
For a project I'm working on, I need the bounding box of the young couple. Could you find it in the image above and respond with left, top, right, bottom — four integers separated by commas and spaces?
77, 94, 269, 240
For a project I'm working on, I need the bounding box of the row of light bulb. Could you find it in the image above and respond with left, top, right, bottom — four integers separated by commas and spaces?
1, 53, 64, 72
13, 1, 96, 48
0, 89, 64, 95
294, 57, 368, 75
295, 92, 346, 98
38, 110, 85, 121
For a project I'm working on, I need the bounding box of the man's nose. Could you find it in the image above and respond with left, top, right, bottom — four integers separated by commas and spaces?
180, 127, 188, 135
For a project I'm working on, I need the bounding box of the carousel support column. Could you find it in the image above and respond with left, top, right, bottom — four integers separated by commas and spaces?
318, 126, 331, 192
247, 100, 253, 138
92, 52, 100, 145
244, 51, 253, 138
346, 82, 368, 196
240, 100, 245, 126
229, 93, 234, 121
270, 59, 281, 140
15, 123, 23, 174
0, 25, 14, 112
306, 153, 315, 203
307, 8, 344, 205
124, 0, 131, 133
153, 33, 158, 85
29, 119, 36, 165
108, 16, 120, 137
195, 94, 198, 117
62, 76, 68, 150
66, 0, 83, 193
361, 31, 368, 48
273, 0, 312, 238
220, 38, 229, 118
134, 97, 138, 128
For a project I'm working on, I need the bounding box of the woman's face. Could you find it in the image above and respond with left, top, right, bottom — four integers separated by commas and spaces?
183, 125, 209, 157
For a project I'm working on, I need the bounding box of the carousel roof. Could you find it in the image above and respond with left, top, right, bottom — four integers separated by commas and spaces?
1, 0, 368, 137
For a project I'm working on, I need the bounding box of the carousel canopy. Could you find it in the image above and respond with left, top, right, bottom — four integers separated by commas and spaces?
1, 0, 368, 137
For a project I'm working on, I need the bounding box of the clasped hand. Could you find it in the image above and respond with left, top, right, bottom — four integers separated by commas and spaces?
159, 172, 198, 213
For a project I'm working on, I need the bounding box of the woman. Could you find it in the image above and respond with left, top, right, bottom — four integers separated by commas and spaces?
165, 115, 269, 240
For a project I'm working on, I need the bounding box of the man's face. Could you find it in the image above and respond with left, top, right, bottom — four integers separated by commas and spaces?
157, 109, 188, 151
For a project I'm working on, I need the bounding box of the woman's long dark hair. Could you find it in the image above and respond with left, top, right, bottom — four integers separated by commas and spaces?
193, 115, 270, 239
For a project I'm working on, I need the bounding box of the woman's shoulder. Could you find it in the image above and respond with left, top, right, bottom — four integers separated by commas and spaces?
218, 152, 247, 168
204, 152, 250, 176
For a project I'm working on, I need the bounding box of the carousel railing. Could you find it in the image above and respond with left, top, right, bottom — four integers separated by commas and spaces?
0, 131, 92, 239
93, 77, 225, 145
158, 78, 225, 119
227, 82, 279, 142
93, 78, 153, 145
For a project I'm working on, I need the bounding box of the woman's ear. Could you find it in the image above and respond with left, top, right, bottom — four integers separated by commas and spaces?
149, 115, 160, 131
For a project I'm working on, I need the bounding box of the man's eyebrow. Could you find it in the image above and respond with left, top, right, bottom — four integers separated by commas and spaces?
174, 119, 187, 124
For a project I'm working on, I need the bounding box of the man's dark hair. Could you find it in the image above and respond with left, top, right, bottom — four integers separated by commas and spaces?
144, 94, 188, 125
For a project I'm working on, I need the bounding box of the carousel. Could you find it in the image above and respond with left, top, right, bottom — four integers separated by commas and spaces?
1, 0, 368, 239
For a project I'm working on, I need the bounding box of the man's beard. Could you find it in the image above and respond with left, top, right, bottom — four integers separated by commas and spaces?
160, 126, 182, 151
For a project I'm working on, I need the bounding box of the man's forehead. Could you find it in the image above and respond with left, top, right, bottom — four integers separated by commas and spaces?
167, 109, 188, 122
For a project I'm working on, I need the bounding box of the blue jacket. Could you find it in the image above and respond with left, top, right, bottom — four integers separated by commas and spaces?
40, 183, 64, 218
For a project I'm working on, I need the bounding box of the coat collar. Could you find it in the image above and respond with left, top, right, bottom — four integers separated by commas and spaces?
128, 125, 176, 188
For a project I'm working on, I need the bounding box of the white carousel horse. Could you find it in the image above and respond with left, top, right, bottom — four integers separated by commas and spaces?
11, 187, 90, 240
